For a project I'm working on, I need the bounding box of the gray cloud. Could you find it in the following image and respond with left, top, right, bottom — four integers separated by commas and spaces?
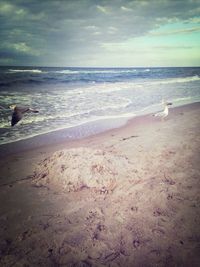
150, 26, 200, 36
0, 0, 199, 66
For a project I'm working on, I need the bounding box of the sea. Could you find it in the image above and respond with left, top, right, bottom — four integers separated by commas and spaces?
0, 66, 200, 145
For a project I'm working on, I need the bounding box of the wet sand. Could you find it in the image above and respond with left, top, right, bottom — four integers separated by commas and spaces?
0, 103, 200, 267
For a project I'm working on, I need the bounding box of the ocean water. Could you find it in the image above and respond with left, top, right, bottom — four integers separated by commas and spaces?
0, 66, 200, 145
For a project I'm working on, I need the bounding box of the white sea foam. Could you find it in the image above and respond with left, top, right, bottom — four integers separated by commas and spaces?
9, 69, 43, 73
171, 96, 200, 105
0, 121, 10, 128
151, 75, 200, 85
54, 69, 139, 74
55, 70, 79, 74
71, 75, 200, 95
71, 82, 134, 95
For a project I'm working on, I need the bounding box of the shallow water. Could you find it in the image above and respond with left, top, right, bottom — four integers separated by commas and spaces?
0, 66, 200, 145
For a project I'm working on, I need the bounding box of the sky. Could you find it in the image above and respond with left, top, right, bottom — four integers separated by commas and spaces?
0, 0, 200, 67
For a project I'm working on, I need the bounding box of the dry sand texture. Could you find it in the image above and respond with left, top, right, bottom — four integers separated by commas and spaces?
0, 103, 200, 267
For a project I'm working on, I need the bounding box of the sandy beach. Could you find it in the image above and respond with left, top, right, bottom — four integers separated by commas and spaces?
0, 102, 200, 267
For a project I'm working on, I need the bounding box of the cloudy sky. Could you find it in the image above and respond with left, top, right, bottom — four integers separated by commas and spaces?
0, 0, 200, 67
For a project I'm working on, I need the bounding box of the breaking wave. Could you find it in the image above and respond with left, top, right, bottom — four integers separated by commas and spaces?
53, 68, 150, 74
152, 75, 200, 85
9, 69, 43, 73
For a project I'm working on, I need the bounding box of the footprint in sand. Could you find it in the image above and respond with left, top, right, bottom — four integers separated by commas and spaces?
167, 193, 173, 200
133, 239, 140, 248
131, 206, 138, 212
163, 174, 175, 185
153, 208, 166, 217
152, 228, 165, 236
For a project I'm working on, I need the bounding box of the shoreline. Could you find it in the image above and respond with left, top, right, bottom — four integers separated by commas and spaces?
0, 102, 199, 159
0, 115, 130, 158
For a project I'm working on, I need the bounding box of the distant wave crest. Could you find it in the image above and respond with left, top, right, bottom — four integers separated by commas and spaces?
53, 69, 149, 74
154, 75, 200, 85
9, 69, 43, 73
55, 70, 79, 74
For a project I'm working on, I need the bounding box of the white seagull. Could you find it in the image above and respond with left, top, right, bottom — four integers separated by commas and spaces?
153, 100, 172, 119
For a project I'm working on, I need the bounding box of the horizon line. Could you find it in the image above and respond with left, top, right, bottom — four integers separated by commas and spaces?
0, 65, 200, 68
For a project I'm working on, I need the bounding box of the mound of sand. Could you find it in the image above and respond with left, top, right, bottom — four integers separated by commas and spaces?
32, 147, 133, 192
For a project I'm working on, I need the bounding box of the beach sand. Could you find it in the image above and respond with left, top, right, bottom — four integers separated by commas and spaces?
0, 103, 200, 267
